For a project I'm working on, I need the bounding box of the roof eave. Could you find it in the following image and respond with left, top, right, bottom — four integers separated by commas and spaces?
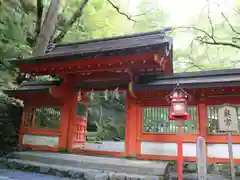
138, 68, 240, 84
134, 81, 240, 91
3, 88, 51, 97
9, 37, 172, 66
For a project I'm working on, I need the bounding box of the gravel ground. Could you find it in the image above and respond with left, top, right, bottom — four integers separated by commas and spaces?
0, 169, 71, 180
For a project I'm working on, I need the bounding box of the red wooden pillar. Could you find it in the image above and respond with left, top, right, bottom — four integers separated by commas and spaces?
66, 91, 77, 152
125, 93, 141, 157
58, 97, 73, 149
51, 78, 75, 150
18, 106, 27, 148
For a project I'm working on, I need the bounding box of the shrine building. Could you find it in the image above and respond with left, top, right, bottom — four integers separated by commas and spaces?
4, 30, 240, 164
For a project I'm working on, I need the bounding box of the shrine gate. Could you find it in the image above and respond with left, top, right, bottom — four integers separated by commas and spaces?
4, 30, 240, 164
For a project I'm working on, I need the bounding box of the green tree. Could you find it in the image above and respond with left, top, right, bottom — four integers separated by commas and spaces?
131, 0, 168, 33
172, 0, 240, 72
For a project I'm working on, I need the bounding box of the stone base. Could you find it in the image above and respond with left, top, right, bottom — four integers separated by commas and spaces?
4, 159, 163, 180
4, 151, 169, 180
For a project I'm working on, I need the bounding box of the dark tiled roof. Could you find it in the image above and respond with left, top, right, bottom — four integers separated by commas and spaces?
47, 30, 170, 55
135, 68, 240, 90
10, 30, 172, 65
3, 80, 61, 96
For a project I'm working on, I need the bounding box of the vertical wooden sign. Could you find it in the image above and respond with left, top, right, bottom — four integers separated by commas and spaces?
196, 136, 207, 180
218, 105, 238, 180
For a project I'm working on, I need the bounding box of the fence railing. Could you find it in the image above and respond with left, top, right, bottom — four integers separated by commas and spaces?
143, 106, 198, 133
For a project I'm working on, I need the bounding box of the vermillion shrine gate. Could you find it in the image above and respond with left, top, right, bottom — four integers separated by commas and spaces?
5, 30, 240, 164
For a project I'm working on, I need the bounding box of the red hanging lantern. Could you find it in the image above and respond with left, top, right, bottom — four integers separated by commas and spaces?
168, 85, 190, 120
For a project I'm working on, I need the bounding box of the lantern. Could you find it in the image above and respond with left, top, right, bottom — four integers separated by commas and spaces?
168, 87, 190, 120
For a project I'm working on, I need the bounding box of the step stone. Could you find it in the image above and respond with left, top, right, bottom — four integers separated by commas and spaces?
11, 151, 168, 176
4, 159, 164, 180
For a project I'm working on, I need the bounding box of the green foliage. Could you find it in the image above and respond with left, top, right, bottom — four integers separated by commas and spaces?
172, 1, 240, 72
86, 91, 126, 141
0, 2, 32, 58
95, 117, 110, 141
0, 0, 239, 92
132, 0, 168, 33
35, 107, 60, 129
0, 1, 32, 92
58, 148, 69, 153
0, 92, 23, 106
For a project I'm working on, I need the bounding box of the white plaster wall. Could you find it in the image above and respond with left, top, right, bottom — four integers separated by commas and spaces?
141, 142, 177, 156
208, 144, 240, 158
22, 134, 59, 147
74, 141, 125, 152
183, 143, 197, 157
141, 142, 240, 159
141, 142, 196, 157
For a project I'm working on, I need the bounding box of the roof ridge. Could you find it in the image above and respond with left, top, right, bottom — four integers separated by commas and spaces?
49, 30, 166, 49
138, 68, 240, 84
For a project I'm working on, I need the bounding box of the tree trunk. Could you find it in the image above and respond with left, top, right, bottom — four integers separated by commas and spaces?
33, 0, 60, 56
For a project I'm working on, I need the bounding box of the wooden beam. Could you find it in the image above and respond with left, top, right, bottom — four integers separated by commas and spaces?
20, 53, 153, 71
20, 52, 168, 75
69, 72, 130, 81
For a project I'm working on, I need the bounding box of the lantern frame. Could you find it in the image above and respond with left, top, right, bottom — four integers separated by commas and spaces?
168, 85, 190, 121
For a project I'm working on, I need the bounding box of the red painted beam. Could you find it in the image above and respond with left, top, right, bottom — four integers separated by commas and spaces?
67, 72, 130, 81
20, 52, 169, 75
135, 86, 240, 102
20, 53, 153, 72
29, 63, 164, 76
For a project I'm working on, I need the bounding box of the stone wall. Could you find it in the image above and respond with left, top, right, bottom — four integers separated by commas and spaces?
0, 104, 22, 157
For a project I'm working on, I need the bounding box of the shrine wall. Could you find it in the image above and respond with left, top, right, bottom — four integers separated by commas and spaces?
73, 141, 125, 152
22, 134, 59, 147
207, 144, 240, 158
141, 142, 196, 157
140, 142, 240, 159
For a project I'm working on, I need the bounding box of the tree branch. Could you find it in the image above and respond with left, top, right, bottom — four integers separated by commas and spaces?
220, 12, 240, 36
107, 0, 136, 22
207, 0, 214, 38
196, 38, 240, 49
184, 65, 201, 72
171, 25, 240, 49
190, 26, 240, 49
132, 10, 151, 17
213, 3, 240, 36
35, 0, 44, 38
173, 26, 240, 49
53, 0, 89, 43
235, 7, 240, 17
33, 0, 60, 55
191, 27, 216, 42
